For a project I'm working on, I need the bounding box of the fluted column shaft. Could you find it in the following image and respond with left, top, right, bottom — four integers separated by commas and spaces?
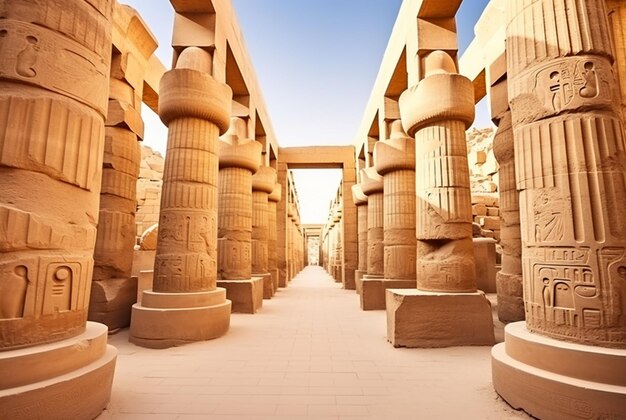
507, 0, 626, 348
0, 0, 113, 349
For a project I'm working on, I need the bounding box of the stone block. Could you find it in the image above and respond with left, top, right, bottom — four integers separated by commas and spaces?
88, 277, 139, 332
386, 289, 495, 348
360, 277, 415, 310
487, 206, 499, 216
473, 238, 497, 293
472, 203, 488, 216
477, 215, 500, 231
217, 278, 264, 314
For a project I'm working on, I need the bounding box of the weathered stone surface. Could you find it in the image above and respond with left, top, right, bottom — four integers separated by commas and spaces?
252, 166, 277, 299
0, 0, 116, 416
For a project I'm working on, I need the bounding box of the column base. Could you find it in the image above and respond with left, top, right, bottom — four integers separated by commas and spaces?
217, 278, 264, 314
253, 272, 274, 299
0, 322, 117, 420
129, 288, 231, 349
492, 322, 626, 419
354, 270, 367, 295
361, 277, 414, 310
89, 276, 139, 333
386, 289, 495, 347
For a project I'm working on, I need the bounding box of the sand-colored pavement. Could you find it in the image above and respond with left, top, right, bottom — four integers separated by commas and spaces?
100, 266, 529, 419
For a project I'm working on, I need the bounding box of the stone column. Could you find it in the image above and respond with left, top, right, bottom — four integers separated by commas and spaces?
352, 184, 368, 294
361, 168, 384, 276
215, 117, 263, 314
362, 121, 417, 310
386, 51, 494, 347
492, 112, 524, 323
0, 1, 117, 417
287, 202, 296, 281
90, 6, 157, 331
492, 1, 626, 417
276, 162, 289, 287
268, 182, 282, 291
130, 47, 232, 348
252, 166, 277, 298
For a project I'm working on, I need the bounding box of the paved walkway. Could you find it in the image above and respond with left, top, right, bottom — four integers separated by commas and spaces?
100, 266, 529, 419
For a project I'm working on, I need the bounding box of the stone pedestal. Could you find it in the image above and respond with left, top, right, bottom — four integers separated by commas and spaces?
492, 322, 626, 419
217, 278, 264, 314
215, 117, 263, 314
387, 289, 495, 348
0, 322, 117, 419
388, 50, 494, 347
130, 48, 232, 348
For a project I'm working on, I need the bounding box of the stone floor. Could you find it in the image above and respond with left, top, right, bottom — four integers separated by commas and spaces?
100, 266, 530, 419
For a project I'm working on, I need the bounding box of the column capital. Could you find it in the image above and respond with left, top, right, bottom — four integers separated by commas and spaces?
360, 167, 383, 196
374, 120, 415, 175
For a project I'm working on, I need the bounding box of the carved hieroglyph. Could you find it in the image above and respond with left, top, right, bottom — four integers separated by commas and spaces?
374, 120, 416, 281
360, 168, 384, 277
401, 51, 476, 293
352, 184, 368, 273
0, 0, 113, 350
507, 0, 626, 348
217, 117, 261, 280
492, 112, 524, 323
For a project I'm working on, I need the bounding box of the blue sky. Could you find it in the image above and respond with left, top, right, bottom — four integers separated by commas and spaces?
124, 0, 492, 223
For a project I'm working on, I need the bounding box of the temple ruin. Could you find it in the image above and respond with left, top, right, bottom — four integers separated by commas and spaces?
0, 0, 624, 418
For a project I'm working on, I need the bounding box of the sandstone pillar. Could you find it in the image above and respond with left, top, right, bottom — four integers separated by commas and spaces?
90, 6, 157, 332
361, 168, 384, 276
352, 184, 368, 294
492, 112, 524, 323
492, 1, 626, 417
287, 202, 296, 281
129, 47, 232, 348
276, 162, 289, 287
268, 182, 282, 291
362, 121, 417, 310
252, 166, 277, 298
215, 117, 263, 314
0, 1, 117, 417
386, 51, 495, 347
